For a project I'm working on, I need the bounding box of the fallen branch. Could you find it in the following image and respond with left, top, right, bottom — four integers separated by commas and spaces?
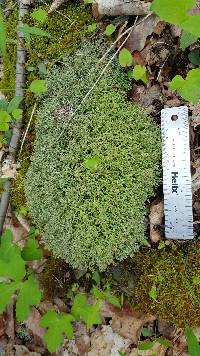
0, 0, 29, 234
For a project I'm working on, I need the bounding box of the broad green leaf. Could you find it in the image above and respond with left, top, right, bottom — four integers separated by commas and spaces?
87, 23, 97, 32
133, 65, 148, 84
16, 275, 41, 321
0, 230, 26, 281
85, 156, 100, 172
192, 276, 200, 285
71, 293, 102, 328
149, 285, 158, 301
156, 337, 173, 348
0, 99, 8, 111
29, 80, 47, 94
119, 48, 133, 67
185, 326, 200, 356
0, 282, 20, 313
7, 96, 23, 113
182, 15, 200, 37
31, 8, 48, 23
38, 63, 47, 77
104, 24, 116, 36
12, 109, 23, 120
151, 0, 195, 25
92, 286, 105, 299
170, 69, 200, 104
188, 49, 200, 65
0, 111, 11, 122
0, 9, 6, 58
21, 238, 43, 261
40, 311, 75, 352
0, 122, 9, 131
138, 341, 156, 350
17, 25, 51, 38
84, 0, 94, 3
180, 31, 198, 50
0, 177, 7, 187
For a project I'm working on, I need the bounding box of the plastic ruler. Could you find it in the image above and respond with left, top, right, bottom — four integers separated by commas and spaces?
161, 106, 193, 240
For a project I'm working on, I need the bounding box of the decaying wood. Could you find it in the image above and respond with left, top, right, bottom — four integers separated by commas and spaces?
93, 0, 150, 18
48, 0, 66, 14
0, 0, 29, 234
149, 199, 164, 242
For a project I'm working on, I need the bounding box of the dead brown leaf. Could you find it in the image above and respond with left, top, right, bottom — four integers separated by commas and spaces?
14, 345, 41, 356
111, 308, 155, 344
0, 314, 6, 337
26, 308, 45, 341
74, 322, 91, 355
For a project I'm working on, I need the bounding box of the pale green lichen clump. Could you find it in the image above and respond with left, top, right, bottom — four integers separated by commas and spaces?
25, 41, 161, 271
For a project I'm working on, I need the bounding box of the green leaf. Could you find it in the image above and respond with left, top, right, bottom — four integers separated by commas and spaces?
40, 311, 75, 353
104, 24, 116, 36
38, 63, 47, 77
188, 49, 200, 65
87, 23, 97, 33
84, 0, 94, 3
0, 9, 6, 58
31, 8, 48, 23
17, 25, 51, 38
119, 48, 133, 67
71, 293, 102, 328
12, 109, 23, 120
16, 275, 41, 321
85, 156, 100, 172
29, 80, 47, 94
138, 341, 156, 350
155, 337, 173, 348
0, 111, 11, 122
182, 15, 200, 37
149, 285, 158, 301
0, 99, 8, 111
21, 238, 43, 261
7, 96, 23, 113
185, 326, 200, 356
180, 31, 198, 50
133, 65, 148, 84
150, 0, 195, 25
0, 282, 20, 313
192, 276, 200, 285
141, 327, 151, 337
170, 69, 200, 104
0, 122, 9, 132
92, 271, 100, 286
103, 290, 121, 307
0, 177, 7, 188
0, 230, 26, 281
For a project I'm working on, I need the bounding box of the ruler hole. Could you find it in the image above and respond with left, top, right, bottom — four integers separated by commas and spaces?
171, 115, 178, 122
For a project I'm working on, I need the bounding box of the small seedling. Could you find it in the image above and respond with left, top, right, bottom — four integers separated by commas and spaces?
104, 24, 116, 36
119, 48, 133, 67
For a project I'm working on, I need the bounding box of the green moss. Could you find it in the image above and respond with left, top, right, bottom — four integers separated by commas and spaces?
132, 242, 200, 327
8, 2, 93, 210
25, 40, 161, 271
0, 8, 18, 99
39, 257, 75, 300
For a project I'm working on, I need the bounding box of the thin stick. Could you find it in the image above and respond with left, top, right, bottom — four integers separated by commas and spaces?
19, 101, 37, 157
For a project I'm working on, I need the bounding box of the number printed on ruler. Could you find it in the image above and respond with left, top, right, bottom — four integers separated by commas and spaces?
161, 106, 193, 240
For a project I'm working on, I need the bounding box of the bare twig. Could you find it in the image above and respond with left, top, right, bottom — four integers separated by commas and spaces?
19, 101, 37, 157
0, 0, 29, 234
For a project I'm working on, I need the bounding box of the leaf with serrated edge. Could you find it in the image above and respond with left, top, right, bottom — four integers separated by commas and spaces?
71, 293, 102, 328
31, 8, 48, 23
40, 311, 75, 353
21, 238, 43, 261
16, 275, 41, 321
0, 230, 26, 281
151, 0, 195, 25
0, 282, 20, 313
170, 69, 200, 103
